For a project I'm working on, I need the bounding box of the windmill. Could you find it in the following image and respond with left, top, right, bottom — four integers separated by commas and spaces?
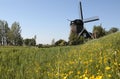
70, 1, 99, 38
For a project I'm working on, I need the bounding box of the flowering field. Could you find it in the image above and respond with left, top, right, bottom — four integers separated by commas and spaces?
0, 32, 120, 79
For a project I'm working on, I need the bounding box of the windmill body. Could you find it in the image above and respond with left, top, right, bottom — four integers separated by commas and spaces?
70, 1, 99, 38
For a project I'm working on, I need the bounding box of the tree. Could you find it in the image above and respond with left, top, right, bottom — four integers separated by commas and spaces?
51, 38, 55, 45
55, 39, 67, 46
0, 20, 24, 46
37, 44, 43, 48
10, 22, 23, 45
93, 25, 106, 38
0, 20, 10, 45
4, 21, 10, 45
0, 20, 4, 45
69, 32, 77, 45
24, 38, 36, 46
108, 27, 119, 34
69, 31, 84, 45
30, 38, 36, 46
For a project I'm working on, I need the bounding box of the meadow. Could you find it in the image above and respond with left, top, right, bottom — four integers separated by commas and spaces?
0, 32, 120, 79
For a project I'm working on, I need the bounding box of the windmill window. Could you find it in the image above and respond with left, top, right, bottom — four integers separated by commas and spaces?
83, 33, 86, 37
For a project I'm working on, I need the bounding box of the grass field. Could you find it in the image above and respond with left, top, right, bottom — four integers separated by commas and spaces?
0, 32, 120, 79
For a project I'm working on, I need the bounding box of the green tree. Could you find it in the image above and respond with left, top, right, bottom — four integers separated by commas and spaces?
0, 20, 4, 45
37, 44, 43, 48
4, 21, 11, 45
0, 20, 10, 45
55, 39, 67, 46
24, 38, 36, 46
108, 27, 119, 34
10, 22, 23, 45
69, 32, 84, 45
30, 38, 36, 46
93, 25, 106, 38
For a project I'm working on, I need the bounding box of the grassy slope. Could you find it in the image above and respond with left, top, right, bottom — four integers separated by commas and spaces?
0, 32, 120, 79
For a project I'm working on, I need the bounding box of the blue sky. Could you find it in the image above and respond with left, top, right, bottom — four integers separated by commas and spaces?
0, 0, 120, 44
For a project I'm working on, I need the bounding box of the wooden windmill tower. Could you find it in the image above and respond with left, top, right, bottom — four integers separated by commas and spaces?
70, 1, 99, 38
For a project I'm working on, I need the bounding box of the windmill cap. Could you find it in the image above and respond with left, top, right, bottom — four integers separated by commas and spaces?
70, 19, 83, 25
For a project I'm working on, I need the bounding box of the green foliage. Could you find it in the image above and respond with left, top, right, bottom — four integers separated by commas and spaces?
37, 44, 43, 48
0, 32, 120, 79
24, 38, 36, 46
93, 25, 106, 38
0, 20, 23, 46
0, 20, 10, 45
108, 27, 119, 34
16, 36, 23, 46
69, 32, 84, 45
10, 22, 23, 45
55, 39, 67, 46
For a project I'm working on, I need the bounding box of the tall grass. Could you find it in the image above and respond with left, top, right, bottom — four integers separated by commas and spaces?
0, 32, 120, 79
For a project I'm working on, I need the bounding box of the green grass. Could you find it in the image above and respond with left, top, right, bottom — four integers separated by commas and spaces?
0, 32, 120, 79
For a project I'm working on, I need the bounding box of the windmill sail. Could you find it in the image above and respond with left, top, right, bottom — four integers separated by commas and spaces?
83, 16, 99, 23
80, 1, 83, 20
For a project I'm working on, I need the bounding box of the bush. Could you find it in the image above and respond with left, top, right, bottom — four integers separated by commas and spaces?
37, 44, 43, 48
69, 36, 85, 45
55, 39, 68, 46
24, 38, 36, 46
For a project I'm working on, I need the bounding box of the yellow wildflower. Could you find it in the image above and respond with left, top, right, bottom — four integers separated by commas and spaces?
77, 71, 80, 75
69, 61, 75, 65
85, 69, 88, 74
95, 75, 102, 79
63, 76, 67, 79
108, 74, 112, 77
89, 75, 95, 79
84, 77, 88, 79
68, 71, 73, 75
80, 75, 83, 78
63, 74, 68, 79
114, 62, 117, 65
89, 59, 93, 63
83, 74, 86, 77
105, 66, 111, 70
